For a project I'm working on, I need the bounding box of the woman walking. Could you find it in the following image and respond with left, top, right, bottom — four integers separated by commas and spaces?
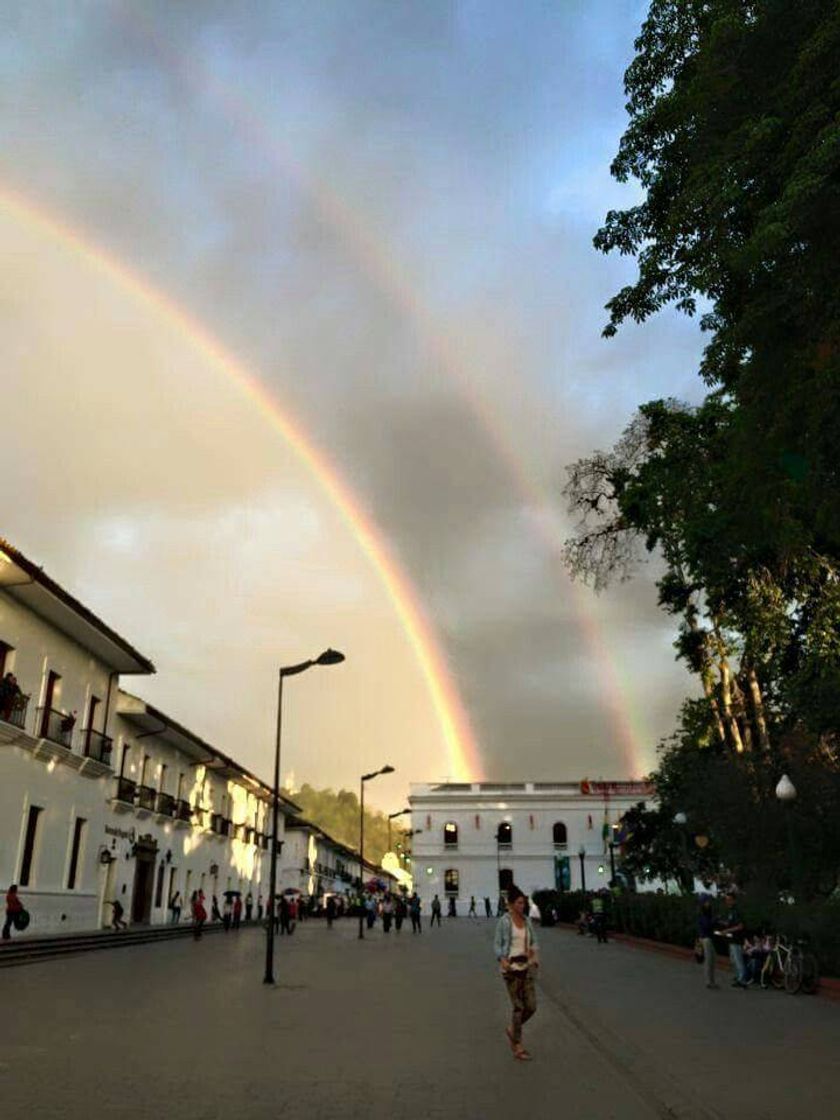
191, 890, 207, 940
494, 884, 539, 1061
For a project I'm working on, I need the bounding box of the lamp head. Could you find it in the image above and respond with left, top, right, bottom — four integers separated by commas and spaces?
380, 764, 395, 775
316, 648, 345, 666
775, 774, 797, 802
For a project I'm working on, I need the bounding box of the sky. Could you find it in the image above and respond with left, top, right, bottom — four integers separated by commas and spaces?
0, 1, 706, 810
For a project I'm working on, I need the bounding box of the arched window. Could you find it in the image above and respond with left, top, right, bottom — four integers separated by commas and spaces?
443, 821, 459, 848
496, 822, 512, 847
553, 822, 568, 848
444, 868, 460, 896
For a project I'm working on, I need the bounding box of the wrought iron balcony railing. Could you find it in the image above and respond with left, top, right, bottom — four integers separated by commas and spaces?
1, 692, 29, 730
156, 791, 175, 816
136, 784, 157, 811
38, 706, 75, 747
83, 728, 113, 765
115, 776, 137, 804
175, 799, 192, 823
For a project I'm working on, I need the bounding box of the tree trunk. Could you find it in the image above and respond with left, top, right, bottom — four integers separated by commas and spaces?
718, 657, 744, 753
701, 665, 727, 744
746, 665, 770, 752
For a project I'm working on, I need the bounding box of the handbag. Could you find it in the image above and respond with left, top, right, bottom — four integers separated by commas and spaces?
13, 908, 30, 931
693, 937, 704, 964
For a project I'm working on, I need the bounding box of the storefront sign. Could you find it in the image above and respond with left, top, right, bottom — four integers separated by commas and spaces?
105, 824, 136, 841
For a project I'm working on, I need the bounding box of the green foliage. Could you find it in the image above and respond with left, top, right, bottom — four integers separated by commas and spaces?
286, 783, 393, 867
536, 889, 840, 978
565, 2, 840, 902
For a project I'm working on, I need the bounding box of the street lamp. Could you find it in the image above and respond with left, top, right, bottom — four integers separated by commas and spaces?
672, 811, 691, 893
358, 764, 395, 940
264, 648, 345, 985
387, 808, 410, 853
578, 845, 587, 897
776, 773, 798, 901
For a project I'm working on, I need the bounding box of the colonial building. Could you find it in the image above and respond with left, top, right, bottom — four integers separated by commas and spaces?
0, 540, 298, 935
408, 779, 654, 909
281, 817, 381, 899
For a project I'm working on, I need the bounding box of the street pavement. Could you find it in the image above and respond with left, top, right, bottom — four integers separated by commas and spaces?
1, 916, 836, 1119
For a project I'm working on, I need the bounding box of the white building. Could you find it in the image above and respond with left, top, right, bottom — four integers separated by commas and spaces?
409, 780, 654, 909
0, 540, 298, 935
281, 817, 375, 899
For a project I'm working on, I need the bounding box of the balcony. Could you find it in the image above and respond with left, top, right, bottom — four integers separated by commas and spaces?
114, 776, 137, 805
83, 728, 113, 766
37, 706, 75, 748
1, 692, 29, 730
155, 791, 175, 817
173, 799, 192, 826
221, 818, 232, 838
136, 784, 157, 812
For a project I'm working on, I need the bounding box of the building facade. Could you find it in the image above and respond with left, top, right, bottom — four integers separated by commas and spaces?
409, 780, 654, 909
0, 541, 297, 935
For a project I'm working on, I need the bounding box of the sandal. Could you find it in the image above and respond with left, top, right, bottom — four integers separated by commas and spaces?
513, 1046, 532, 1061
505, 1027, 515, 1051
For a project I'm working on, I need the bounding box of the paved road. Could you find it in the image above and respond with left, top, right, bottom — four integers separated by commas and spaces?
1, 918, 835, 1119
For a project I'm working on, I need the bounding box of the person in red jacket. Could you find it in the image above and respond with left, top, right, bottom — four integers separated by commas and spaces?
3, 884, 23, 940
232, 895, 243, 930
191, 890, 207, 940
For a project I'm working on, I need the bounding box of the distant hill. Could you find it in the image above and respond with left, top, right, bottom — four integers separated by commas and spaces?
286, 783, 404, 868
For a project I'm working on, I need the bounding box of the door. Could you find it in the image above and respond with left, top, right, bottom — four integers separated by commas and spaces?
99, 855, 117, 928
131, 843, 158, 924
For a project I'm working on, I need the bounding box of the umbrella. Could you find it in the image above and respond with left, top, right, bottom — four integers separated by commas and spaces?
222, 890, 241, 899
282, 887, 301, 896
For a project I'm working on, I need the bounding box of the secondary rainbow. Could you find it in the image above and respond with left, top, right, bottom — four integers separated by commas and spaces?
0, 185, 483, 783
111, 13, 652, 776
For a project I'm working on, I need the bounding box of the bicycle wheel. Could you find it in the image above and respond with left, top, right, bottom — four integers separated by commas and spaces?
765, 956, 785, 990
784, 953, 803, 994
800, 953, 819, 995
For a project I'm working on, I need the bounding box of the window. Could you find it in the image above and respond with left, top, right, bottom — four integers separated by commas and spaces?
0, 640, 12, 677
19, 805, 43, 886
443, 821, 458, 848
498, 868, 514, 892
496, 822, 512, 847
67, 817, 86, 889
444, 868, 459, 896
553, 822, 568, 848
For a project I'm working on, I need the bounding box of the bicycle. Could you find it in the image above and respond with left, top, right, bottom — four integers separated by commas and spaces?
761, 935, 819, 994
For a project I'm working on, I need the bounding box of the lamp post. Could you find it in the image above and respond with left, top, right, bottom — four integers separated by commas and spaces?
578, 845, 587, 898
263, 648, 345, 985
358, 765, 395, 939
387, 808, 410, 854
775, 773, 798, 901
672, 811, 691, 894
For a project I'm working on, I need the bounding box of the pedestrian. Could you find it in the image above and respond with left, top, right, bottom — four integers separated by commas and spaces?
365, 895, 376, 930
232, 895, 242, 930
468, 896, 477, 918
279, 894, 291, 935
257, 893, 264, 921
447, 895, 457, 918
409, 892, 422, 933
245, 892, 253, 921
496, 895, 505, 917
326, 894, 336, 929
718, 892, 749, 988
169, 890, 182, 925
191, 889, 207, 940
698, 896, 718, 989
211, 894, 221, 922
287, 895, 298, 934
494, 884, 539, 1062
382, 894, 394, 933
111, 898, 127, 931
2, 884, 24, 940
394, 894, 407, 933
222, 895, 232, 931
430, 894, 442, 927
484, 896, 492, 918
591, 892, 608, 943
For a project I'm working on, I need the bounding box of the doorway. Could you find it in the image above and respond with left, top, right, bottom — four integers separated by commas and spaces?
130, 836, 158, 924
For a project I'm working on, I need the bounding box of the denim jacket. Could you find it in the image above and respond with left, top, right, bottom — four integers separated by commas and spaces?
493, 912, 539, 960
